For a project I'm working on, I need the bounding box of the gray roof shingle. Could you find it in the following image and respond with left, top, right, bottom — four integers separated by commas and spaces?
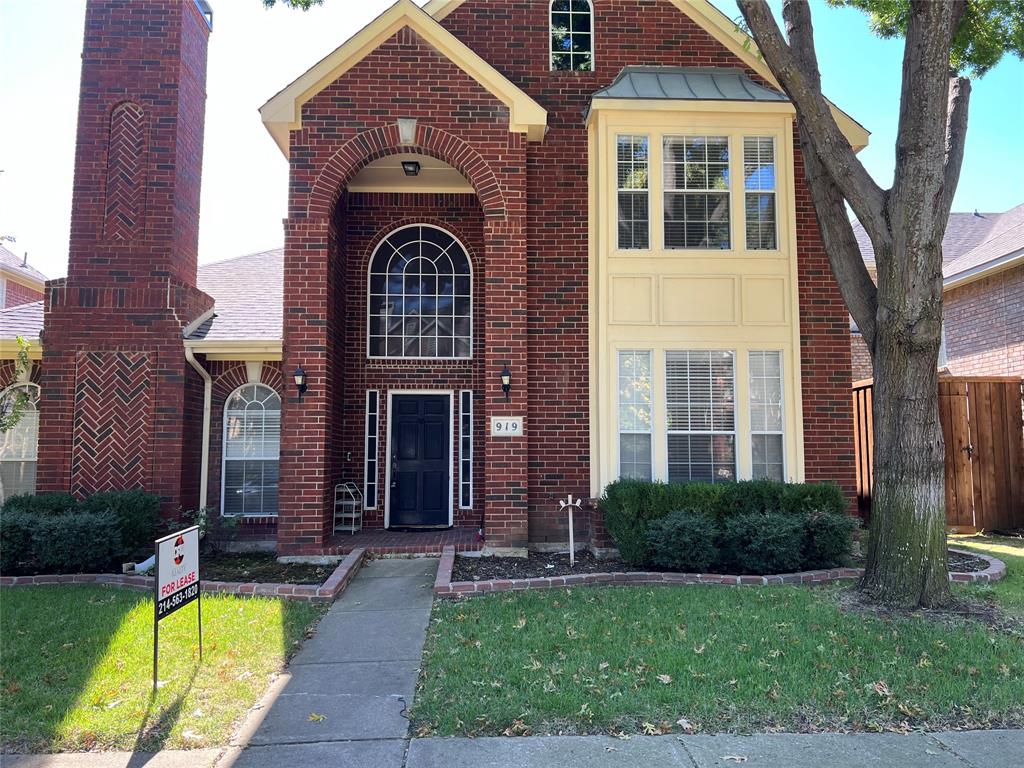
0, 300, 44, 339
188, 247, 284, 342
0, 244, 48, 283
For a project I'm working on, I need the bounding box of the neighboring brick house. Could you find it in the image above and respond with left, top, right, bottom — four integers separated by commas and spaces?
851, 203, 1024, 380
0, 245, 46, 311
1, 0, 870, 556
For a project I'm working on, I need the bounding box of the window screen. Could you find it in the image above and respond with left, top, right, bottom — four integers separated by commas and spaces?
618, 350, 652, 480
750, 351, 785, 481
664, 136, 731, 249
744, 137, 777, 250
617, 135, 650, 250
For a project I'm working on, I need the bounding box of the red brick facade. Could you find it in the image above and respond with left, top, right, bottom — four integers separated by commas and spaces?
3, 280, 43, 309
944, 264, 1024, 376
37, 0, 213, 513
25, 0, 858, 553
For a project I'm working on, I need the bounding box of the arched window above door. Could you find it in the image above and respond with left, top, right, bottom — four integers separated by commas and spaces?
367, 224, 473, 359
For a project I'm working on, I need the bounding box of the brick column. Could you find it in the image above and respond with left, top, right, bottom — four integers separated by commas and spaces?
277, 217, 338, 555
482, 215, 529, 554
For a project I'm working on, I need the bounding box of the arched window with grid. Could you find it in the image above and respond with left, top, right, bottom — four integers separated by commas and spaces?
221, 384, 280, 517
550, 0, 593, 71
367, 224, 473, 359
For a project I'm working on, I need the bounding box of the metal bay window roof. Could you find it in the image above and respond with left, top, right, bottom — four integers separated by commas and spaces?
591, 66, 789, 104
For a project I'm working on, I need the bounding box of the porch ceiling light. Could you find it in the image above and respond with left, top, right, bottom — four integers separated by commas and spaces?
401, 160, 421, 177
501, 364, 512, 401
293, 366, 308, 400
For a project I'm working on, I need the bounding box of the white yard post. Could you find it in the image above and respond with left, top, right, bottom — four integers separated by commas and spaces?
559, 494, 581, 567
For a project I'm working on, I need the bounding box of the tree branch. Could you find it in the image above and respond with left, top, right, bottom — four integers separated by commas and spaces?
939, 74, 971, 222
737, 0, 886, 231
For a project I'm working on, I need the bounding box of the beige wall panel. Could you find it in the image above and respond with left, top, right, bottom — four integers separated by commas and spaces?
741, 276, 788, 326
660, 276, 737, 325
610, 276, 655, 324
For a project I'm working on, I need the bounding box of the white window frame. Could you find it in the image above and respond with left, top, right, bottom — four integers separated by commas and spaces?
366, 224, 474, 361
458, 389, 473, 509
0, 383, 39, 501
383, 390, 455, 529
662, 134, 732, 250
549, 0, 594, 71
616, 134, 650, 250
220, 383, 281, 518
364, 390, 380, 510
664, 350, 738, 484
748, 350, 786, 481
743, 136, 778, 251
617, 349, 653, 480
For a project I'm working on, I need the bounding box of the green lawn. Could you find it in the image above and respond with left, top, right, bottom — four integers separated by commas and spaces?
0, 586, 325, 752
951, 533, 1024, 616
414, 583, 1024, 737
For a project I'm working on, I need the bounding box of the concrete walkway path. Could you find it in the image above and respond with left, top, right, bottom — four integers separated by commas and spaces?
223, 556, 438, 768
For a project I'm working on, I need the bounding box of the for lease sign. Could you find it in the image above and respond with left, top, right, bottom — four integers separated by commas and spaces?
155, 526, 200, 620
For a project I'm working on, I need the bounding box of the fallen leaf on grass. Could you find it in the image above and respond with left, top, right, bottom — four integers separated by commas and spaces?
308, 712, 326, 722
676, 717, 695, 733
657, 674, 673, 684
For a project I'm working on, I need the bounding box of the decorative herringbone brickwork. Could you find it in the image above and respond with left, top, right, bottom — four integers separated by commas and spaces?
102, 102, 146, 241
70, 351, 151, 496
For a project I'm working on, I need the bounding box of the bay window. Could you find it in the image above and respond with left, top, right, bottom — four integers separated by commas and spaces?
616, 135, 649, 250
744, 136, 778, 250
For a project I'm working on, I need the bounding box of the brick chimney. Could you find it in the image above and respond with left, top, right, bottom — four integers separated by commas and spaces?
38, 0, 215, 513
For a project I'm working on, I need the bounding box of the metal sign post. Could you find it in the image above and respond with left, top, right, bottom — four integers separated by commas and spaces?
153, 526, 202, 691
559, 494, 582, 567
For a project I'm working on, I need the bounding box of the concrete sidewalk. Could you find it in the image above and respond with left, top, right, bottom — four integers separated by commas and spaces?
4, 730, 1021, 768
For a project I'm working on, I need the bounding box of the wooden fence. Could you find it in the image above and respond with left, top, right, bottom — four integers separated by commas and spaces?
852, 377, 1024, 531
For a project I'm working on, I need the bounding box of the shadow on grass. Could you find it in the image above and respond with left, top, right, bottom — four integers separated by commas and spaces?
0, 585, 143, 752
127, 666, 200, 759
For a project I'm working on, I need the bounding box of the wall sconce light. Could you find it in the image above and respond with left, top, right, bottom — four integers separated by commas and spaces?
401, 160, 421, 177
293, 366, 308, 400
500, 364, 512, 401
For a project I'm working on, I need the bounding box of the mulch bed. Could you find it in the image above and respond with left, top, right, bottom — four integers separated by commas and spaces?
200, 553, 333, 584
452, 548, 992, 582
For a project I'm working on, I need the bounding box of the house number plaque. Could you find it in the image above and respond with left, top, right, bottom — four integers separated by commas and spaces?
490, 416, 523, 436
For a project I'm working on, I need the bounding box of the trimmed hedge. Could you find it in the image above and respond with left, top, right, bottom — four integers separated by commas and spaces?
601, 478, 855, 574
1, 490, 160, 575
644, 511, 719, 572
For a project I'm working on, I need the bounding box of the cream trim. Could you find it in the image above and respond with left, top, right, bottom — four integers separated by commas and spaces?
0, 339, 42, 360
182, 339, 283, 361
426, 0, 868, 151
261, 0, 547, 157
589, 98, 795, 122
0, 268, 45, 294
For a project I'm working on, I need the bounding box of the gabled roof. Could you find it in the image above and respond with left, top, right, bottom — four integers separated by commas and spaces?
260, 0, 548, 156
0, 245, 47, 287
425, 0, 869, 150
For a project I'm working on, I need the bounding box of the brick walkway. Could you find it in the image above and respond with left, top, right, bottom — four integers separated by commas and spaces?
323, 526, 481, 556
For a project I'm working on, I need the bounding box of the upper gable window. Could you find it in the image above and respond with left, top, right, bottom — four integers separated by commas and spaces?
551, 1, 593, 71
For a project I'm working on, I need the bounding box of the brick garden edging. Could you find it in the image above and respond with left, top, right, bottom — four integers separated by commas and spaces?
0, 548, 366, 604
432, 546, 1006, 598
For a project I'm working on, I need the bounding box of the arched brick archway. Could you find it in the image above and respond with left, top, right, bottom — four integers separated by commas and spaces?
305, 123, 506, 219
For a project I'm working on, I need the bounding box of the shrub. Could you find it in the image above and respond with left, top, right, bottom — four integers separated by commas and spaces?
31, 513, 123, 574
644, 511, 719, 572
601, 479, 669, 564
2, 493, 79, 517
0, 511, 36, 574
80, 490, 160, 554
717, 512, 807, 575
781, 481, 847, 517
803, 512, 858, 569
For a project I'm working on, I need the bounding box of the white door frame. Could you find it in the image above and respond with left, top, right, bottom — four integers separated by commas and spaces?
383, 389, 455, 529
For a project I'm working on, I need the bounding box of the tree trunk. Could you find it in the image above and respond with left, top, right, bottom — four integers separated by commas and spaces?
862, 249, 950, 608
